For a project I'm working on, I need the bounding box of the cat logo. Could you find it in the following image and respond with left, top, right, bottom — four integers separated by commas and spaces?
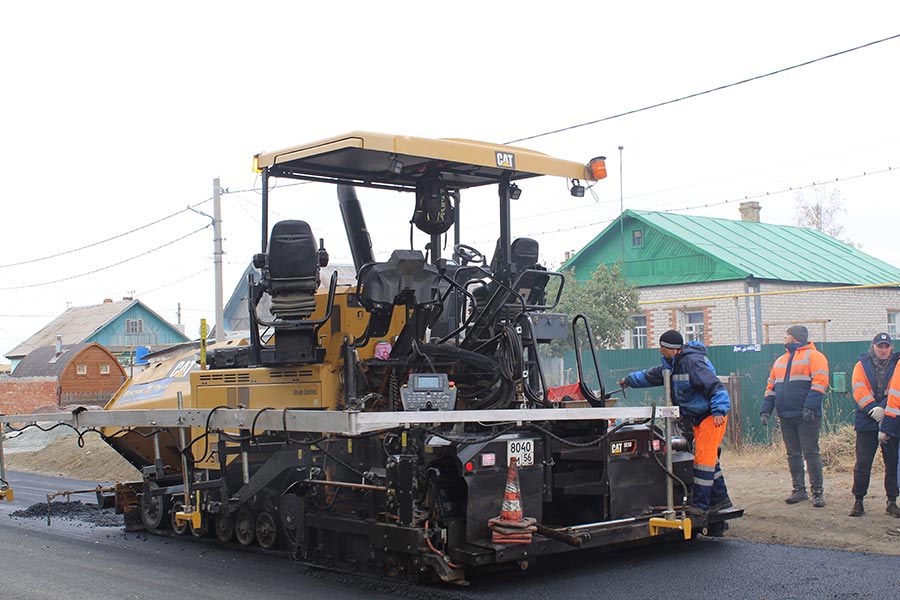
495, 151, 515, 169
610, 439, 637, 455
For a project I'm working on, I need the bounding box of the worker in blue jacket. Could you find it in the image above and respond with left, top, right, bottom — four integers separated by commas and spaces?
618, 330, 731, 517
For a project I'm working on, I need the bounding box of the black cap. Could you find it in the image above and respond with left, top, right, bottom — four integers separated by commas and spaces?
659, 329, 683, 349
873, 332, 893, 346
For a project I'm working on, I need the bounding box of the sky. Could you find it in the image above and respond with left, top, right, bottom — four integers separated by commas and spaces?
2, 2, 900, 361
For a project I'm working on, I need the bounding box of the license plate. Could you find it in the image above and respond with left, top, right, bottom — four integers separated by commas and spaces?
507, 439, 534, 466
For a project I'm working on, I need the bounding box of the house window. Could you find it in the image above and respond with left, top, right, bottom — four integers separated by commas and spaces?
76, 364, 87, 375
632, 229, 644, 247
126, 319, 144, 335
100, 364, 110, 375
888, 311, 900, 339
629, 315, 647, 349
684, 310, 705, 344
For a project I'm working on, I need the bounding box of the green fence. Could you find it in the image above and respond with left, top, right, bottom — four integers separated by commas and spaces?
563, 340, 872, 444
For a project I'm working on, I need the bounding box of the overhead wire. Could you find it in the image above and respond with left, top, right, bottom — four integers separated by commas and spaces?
6, 34, 898, 297
0, 225, 211, 290
505, 33, 900, 144
462, 163, 900, 245
0, 199, 211, 269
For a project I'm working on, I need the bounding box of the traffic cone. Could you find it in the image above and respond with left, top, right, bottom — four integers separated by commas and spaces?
488, 457, 536, 544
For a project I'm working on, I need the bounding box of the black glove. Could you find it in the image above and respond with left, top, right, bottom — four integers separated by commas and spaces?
760, 413, 769, 427
802, 408, 815, 423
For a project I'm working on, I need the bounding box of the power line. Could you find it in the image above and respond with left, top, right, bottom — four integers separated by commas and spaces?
489, 164, 900, 241
137, 267, 214, 296
662, 165, 898, 213
13, 35, 897, 289
0, 225, 211, 291
0, 198, 212, 269
506, 33, 900, 144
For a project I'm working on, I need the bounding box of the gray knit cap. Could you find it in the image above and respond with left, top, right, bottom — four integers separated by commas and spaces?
787, 325, 808, 344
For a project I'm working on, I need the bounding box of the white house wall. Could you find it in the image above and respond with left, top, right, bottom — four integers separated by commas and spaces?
633, 281, 900, 347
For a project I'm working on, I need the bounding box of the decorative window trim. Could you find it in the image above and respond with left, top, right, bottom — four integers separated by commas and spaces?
126, 318, 144, 335
683, 308, 707, 345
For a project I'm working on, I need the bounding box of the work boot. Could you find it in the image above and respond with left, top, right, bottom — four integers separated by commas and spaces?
887, 499, 900, 517
848, 499, 864, 517
685, 505, 708, 518
710, 497, 734, 512
812, 489, 826, 508
785, 489, 809, 504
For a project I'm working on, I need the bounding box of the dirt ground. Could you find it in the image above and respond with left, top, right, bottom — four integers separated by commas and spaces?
720, 426, 900, 556
5, 425, 900, 556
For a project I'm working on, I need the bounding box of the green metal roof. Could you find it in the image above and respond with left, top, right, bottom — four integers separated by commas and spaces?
564, 209, 900, 287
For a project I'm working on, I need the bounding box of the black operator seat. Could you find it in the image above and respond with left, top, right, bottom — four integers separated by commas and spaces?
487, 237, 548, 306
265, 220, 321, 320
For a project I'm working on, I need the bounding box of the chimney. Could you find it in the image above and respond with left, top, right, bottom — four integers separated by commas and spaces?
103, 298, 113, 303
55, 335, 62, 355
564, 251, 572, 261
739, 201, 761, 223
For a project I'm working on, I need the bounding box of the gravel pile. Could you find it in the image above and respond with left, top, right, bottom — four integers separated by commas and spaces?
3, 422, 78, 454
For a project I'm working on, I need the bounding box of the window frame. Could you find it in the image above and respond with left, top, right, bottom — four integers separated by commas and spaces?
629, 314, 648, 349
125, 318, 144, 335
631, 229, 644, 248
684, 309, 706, 344
888, 311, 899, 339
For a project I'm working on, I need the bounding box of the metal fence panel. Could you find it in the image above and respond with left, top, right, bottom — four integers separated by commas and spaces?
562, 340, 870, 444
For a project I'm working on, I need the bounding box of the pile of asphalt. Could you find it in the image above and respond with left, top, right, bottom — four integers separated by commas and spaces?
10, 500, 122, 527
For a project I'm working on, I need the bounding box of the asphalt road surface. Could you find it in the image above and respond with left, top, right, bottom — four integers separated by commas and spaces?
2, 471, 899, 600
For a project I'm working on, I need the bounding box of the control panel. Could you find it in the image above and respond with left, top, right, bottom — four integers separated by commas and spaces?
400, 373, 457, 411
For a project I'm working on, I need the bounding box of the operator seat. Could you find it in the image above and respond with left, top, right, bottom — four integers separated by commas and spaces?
265, 220, 321, 320
249, 219, 331, 366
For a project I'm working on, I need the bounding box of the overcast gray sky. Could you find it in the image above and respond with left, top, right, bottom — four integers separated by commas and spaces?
2, 1, 899, 360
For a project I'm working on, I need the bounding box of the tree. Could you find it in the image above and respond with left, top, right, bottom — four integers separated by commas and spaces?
793, 187, 859, 247
548, 262, 640, 355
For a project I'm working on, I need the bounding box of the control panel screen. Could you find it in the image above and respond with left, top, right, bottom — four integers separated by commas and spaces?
414, 375, 442, 390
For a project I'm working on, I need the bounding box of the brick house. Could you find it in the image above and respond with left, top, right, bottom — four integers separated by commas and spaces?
1, 341, 127, 414
562, 203, 900, 349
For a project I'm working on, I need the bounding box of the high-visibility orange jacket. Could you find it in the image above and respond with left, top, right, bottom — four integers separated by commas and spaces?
852, 351, 898, 432
882, 365, 900, 437
760, 341, 829, 418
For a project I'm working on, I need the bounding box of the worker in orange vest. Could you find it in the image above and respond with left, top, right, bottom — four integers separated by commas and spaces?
848, 332, 899, 518
760, 325, 830, 507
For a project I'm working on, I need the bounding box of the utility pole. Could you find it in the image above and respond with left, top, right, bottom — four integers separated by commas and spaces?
188, 182, 226, 344
618, 146, 625, 263
213, 178, 224, 343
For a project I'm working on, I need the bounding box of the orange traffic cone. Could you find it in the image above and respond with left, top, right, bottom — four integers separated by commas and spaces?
488, 457, 536, 545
